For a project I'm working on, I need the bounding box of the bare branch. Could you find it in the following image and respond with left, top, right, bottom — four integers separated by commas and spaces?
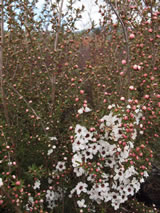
51, 0, 64, 108
8, 84, 48, 136
0, 0, 10, 124
54, 0, 64, 51
105, 0, 131, 90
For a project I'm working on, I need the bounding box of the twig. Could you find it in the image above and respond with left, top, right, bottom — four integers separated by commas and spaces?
8, 84, 48, 136
1, 186, 23, 213
0, 129, 11, 173
0, 0, 10, 124
50, 0, 64, 109
105, 0, 130, 93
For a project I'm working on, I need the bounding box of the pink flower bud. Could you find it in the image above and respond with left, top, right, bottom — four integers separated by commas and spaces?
80, 90, 84, 94
133, 64, 138, 70
120, 97, 125, 101
144, 94, 149, 99
142, 106, 147, 110
136, 147, 140, 152
120, 71, 124, 76
132, 105, 136, 110
16, 181, 21, 186
148, 28, 153, 33
122, 60, 127, 65
129, 33, 135, 39
124, 116, 128, 120
129, 85, 135, 90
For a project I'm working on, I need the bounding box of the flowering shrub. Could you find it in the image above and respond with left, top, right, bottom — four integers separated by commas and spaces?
70, 104, 151, 210
0, 0, 159, 212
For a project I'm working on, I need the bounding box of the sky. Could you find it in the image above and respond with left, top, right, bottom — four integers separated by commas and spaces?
36, 0, 106, 31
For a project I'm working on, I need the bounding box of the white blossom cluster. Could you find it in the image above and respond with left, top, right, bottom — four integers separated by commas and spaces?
47, 137, 57, 156
26, 196, 34, 211
33, 179, 41, 190
70, 107, 148, 210
46, 187, 63, 209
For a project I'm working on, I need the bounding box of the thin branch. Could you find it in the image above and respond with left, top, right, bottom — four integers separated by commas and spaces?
8, 84, 48, 136
0, 0, 10, 124
105, 0, 130, 88
50, 0, 64, 109
1, 186, 23, 213
0, 129, 11, 173
54, 0, 64, 51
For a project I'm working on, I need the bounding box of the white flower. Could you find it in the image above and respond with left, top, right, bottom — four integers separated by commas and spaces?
47, 148, 53, 156
72, 153, 83, 167
124, 166, 138, 179
46, 188, 63, 209
0, 178, 3, 187
111, 192, 122, 210
105, 157, 116, 168
100, 112, 120, 128
88, 143, 100, 155
131, 129, 137, 140
88, 186, 104, 203
134, 111, 143, 125
71, 182, 88, 196
143, 171, 149, 177
78, 106, 92, 114
75, 182, 88, 195
108, 104, 115, 109
124, 184, 135, 196
111, 125, 122, 141
139, 130, 144, 135
99, 140, 117, 157
77, 199, 87, 208
108, 105, 112, 109
128, 141, 134, 148
87, 174, 96, 182
74, 167, 85, 177
131, 177, 140, 192
99, 112, 122, 141
140, 178, 145, 183
111, 200, 121, 210
113, 167, 124, 183
49, 137, 57, 141
33, 179, 40, 190
26, 196, 34, 211
82, 149, 94, 160
75, 125, 88, 138
72, 137, 87, 152
56, 161, 66, 172
48, 178, 53, 184
46, 190, 55, 200
119, 145, 130, 162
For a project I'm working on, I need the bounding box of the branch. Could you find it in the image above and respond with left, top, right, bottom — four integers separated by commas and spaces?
105, 0, 130, 87
1, 186, 23, 213
8, 84, 48, 136
54, 0, 64, 51
51, 0, 64, 108
0, 0, 10, 124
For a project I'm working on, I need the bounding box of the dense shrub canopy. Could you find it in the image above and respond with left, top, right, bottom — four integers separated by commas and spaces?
0, 0, 159, 212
